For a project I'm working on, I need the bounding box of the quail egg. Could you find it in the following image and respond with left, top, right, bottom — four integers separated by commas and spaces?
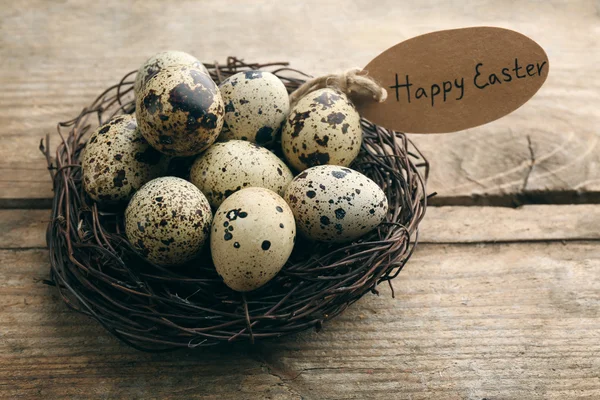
134, 50, 209, 95
284, 165, 388, 242
219, 71, 290, 145
136, 64, 224, 157
211, 187, 296, 292
125, 177, 212, 266
81, 114, 167, 204
281, 88, 362, 171
190, 140, 293, 208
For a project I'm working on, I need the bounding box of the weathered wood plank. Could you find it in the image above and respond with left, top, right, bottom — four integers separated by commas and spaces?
0, 0, 598, 205
420, 204, 600, 243
2, 205, 598, 250
0, 209, 48, 248
0, 243, 598, 399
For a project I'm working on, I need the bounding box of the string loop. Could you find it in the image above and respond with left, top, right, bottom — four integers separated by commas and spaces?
289, 68, 387, 109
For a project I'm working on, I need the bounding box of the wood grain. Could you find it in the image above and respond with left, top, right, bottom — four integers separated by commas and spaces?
1, 242, 598, 399
420, 204, 600, 243
0, 209, 49, 249
0, 0, 599, 205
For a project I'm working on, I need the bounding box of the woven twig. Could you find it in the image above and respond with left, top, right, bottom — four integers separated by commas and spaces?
40, 57, 429, 352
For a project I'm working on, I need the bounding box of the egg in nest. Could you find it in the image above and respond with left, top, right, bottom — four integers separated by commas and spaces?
219, 71, 289, 145
190, 140, 293, 208
134, 50, 209, 96
284, 165, 388, 242
125, 177, 213, 266
81, 114, 167, 204
136, 65, 224, 157
210, 187, 295, 292
281, 88, 362, 171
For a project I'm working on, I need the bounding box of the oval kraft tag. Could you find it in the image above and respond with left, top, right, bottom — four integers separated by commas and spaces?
356, 27, 549, 133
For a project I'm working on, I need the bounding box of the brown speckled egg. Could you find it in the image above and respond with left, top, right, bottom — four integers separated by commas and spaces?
210, 188, 295, 292
125, 177, 212, 266
81, 114, 167, 204
281, 88, 362, 171
189, 140, 293, 208
218, 71, 290, 145
136, 65, 224, 157
134, 51, 209, 95
283, 165, 387, 242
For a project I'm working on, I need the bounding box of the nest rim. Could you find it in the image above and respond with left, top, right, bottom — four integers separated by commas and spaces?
41, 57, 429, 352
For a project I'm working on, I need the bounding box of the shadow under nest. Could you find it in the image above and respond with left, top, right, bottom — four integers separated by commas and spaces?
41, 57, 429, 352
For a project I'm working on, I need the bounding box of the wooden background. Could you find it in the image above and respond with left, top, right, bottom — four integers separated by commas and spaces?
0, 0, 599, 398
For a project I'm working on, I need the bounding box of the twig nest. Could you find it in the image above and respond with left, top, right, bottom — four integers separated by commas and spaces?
135, 65, 224, 157
281, 88, 362, 171
125, 177, 212, 266
134, 50, 209, 95
189, 140, 293, 208
284, 165, 388, 242
218, 71, 290, 145
81, 114, 168, 204
43, 59, 428, 350
211, 187, 296, 292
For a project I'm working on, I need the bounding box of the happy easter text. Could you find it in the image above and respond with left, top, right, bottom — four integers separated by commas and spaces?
389, 58, 547, 107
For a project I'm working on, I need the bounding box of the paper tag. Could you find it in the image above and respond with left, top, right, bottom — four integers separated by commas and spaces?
356, 27, 549, 133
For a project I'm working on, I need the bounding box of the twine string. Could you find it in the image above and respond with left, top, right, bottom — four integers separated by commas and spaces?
288, 68, 388, 109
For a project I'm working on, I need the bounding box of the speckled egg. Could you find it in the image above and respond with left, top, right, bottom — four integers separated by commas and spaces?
134, 51, 209, 95
136, 64, 224, 157
81, 114, 167, 204
210, 188, 296, 292
283, 165, 388, 242
281, 88, 362, 171
189, 140, 293, 208
125, 177, 212, 266
218, 71, 290, 145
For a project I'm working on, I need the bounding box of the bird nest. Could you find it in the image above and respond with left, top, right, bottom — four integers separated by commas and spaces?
41, 57, 429, 352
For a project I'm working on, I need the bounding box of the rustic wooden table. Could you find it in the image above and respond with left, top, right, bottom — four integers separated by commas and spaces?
1, 1, 599, 399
